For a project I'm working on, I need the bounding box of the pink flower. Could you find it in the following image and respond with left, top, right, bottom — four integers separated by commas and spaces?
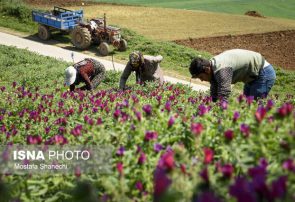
277, 103, 293, 117
165, 101, 171, 112
116, 162, 123, 176
113, 109, 121, 119
191, 123, 203, 136
224, 129, 234, 141
27, 135, 42, 145
220, 100, 228, 110
233, 111, 240, 122
158, 151, 174, 171
71, 124, 83, 136
135, 181, 144, 192
138, 152, 146, 165
240, 124, 250, 137
255, 106, 267, 123
168, 116, 175, 128
221, 164, 234, 178
203, 148, 214, 164
144, 131, 158, 141
75, 166, 81, 178
142, 104, 152, 116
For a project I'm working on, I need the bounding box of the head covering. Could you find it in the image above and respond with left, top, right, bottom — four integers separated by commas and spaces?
64, 66, 77, 86
129, 51, 143, 68
189, 57, 210, 78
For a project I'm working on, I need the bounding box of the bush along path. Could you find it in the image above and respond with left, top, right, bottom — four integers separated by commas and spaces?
0, 45, 295, 201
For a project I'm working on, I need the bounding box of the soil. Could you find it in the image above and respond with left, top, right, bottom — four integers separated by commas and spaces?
245, 10, 265, 18
175, 30, 295, 70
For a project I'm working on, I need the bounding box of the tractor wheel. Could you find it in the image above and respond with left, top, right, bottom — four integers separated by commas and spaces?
71, 26, 91, 50
38, 25, 51, 40
99, 42, 110, 56
118, 39, 127, 51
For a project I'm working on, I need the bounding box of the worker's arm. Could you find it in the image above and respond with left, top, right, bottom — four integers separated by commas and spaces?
79, 66, 93, 90
214, 68, 233, 101
210, 79, 218, 102
119, 62, 132, 90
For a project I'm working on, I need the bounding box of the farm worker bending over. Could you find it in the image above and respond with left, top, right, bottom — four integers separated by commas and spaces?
189, 49, 276, 101
64, 58, 105, 92
119, 51, 164, 90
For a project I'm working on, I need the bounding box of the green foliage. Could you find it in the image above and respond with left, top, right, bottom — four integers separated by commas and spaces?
0, 0, 37, 32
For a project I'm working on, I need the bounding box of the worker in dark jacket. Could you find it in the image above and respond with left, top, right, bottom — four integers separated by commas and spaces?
189, 49, 276, 101
65, 58, 105, 91
119, 51, 164, 90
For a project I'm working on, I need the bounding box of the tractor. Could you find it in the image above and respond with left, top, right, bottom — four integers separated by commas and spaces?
32, 7, 127, 56
71, 14, 127, 56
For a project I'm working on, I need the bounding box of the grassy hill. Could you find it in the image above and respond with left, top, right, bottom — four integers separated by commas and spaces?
94, 0, 295, 20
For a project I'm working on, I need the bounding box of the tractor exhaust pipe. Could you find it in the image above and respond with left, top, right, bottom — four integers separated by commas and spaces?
104, 13, 106, 32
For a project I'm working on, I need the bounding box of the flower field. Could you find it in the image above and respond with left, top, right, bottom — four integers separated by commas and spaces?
0, 45, 295, 202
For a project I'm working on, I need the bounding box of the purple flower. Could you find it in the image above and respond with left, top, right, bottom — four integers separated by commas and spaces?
224, 129, 234, 141
233, 111, 240, 122
270, 176, 287, 199
135, 181, 144, 192
113, 109, 121, 119
134, 111, 142, 122
45, 127, 51, 134
266, 99, 274, 110
116, 146, 125, 156
12, 81, 17, 88
168, 116, 175, 128
221, 164, 234, 178
199, 167, 209, 183
282, 159, 295, 172
131, 95, 139, 103
154, 143, 163, 153
138, 152, 146, 165
27, 135, 42, 144
153, 168, 172, 199
71, 124, 83, 136
229, 177, 256, 202
46, 135, 68, 145
220, 100, 228, 110
194, 191, 222, 202
136, 145, 142, 154
142, 104, 152, 116
144, 131, 158, 141
198, 104, 208, 116
0, 86, 5, 92
97, 117, 103, 125
165, 101, 171, 112
240, 124, 250, 137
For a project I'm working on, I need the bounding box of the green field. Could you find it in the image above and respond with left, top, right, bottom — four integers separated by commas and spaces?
94, 0, 295, 20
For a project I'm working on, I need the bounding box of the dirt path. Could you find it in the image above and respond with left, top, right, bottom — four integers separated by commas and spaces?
0, 31, 209, 91
175, 30, 295, 70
